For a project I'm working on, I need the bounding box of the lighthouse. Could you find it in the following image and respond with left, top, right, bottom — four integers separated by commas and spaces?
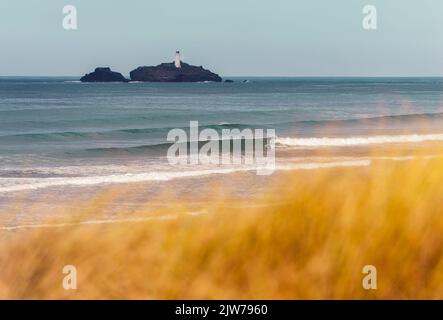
174, 51, 181, 68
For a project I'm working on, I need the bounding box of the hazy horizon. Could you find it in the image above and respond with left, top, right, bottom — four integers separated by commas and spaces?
1, 0, 442, 77
3, 75, 443, 79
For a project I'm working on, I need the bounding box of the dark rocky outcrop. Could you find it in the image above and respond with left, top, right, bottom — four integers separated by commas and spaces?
224, 79, 234, 83
130, 62, 222, 82
80, 67, 128, 82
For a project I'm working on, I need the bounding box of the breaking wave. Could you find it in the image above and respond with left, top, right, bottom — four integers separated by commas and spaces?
0, 160, 370, 194
276, 133, 443, 148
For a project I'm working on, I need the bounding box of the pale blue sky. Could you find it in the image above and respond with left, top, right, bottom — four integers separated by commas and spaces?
0, 0, 441, 76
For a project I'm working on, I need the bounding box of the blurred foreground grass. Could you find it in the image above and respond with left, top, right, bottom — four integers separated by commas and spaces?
1, 152, 443, 299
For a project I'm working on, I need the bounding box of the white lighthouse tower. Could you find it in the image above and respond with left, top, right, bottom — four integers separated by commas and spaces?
174, 51, 181, 68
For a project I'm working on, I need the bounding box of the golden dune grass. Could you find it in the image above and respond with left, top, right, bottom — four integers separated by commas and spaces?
1, 151, 443, 299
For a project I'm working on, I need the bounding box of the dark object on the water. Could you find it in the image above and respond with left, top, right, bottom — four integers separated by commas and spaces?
80, 67, 128, 82
130, 62, 222, 83
242, 80, 250, 83
224, 79, 234, 83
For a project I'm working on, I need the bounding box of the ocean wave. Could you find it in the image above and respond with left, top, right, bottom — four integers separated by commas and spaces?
276, 133, 443, 148
81, 135, 273, 157
81, 142, 173, 155
0, 164, 141, 178
0, 123, 255, 142
288, 112, 443, 127
0, 160, 370, 194
2, 112, 442, 143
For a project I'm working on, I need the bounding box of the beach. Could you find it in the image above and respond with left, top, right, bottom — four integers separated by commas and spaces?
1, 77, 443, 298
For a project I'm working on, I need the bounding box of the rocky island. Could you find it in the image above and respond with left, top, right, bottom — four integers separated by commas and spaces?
80, 67, 128, 83
130, 50, 222, 83
130, 62, 222, 83
80, 52, 222, 83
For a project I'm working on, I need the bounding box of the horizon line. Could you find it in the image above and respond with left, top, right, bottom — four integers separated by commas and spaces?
1, 75, 443, 78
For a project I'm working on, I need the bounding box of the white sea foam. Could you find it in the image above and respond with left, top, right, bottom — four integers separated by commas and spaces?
0, 160, 371, 194
276, 133, 443, 148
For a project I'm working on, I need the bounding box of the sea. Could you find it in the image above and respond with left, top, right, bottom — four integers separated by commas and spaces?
1, 77, 443, 197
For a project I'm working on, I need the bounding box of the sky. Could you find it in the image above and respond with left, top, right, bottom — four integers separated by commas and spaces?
0, 0, 442, 76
